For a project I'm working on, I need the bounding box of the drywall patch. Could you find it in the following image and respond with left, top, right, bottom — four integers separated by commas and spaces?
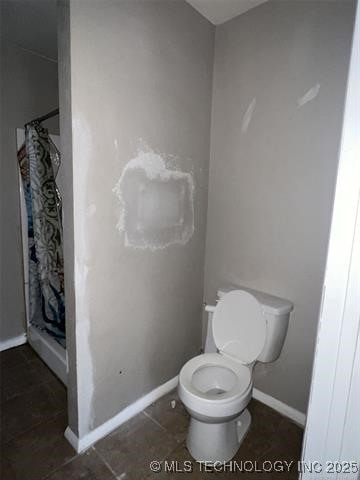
241, 98, 256, 134
297, 84, 321, 108
72, 114, 95, 436
113, 145, 195, 250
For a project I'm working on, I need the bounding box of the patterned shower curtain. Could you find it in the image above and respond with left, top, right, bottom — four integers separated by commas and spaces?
18, 123, 66, 347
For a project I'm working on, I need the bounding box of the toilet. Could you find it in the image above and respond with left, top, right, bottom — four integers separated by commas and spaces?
178, 286, 293, 463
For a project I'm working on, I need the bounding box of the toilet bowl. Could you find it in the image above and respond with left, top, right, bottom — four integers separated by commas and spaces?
178, 352, 253, 462
179, 353, 252, 421
178, 288, 293, 463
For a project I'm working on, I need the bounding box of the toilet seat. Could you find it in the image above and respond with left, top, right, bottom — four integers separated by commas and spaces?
180, 353, 251, 401
179, 292, 266, 420
178, 353, 252, 419
212, 290, 266, 364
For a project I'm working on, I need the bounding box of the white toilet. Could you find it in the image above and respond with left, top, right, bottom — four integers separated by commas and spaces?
178, 286, 293, 463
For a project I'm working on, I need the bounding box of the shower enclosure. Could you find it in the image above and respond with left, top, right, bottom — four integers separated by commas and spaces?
17, 120, 67, 384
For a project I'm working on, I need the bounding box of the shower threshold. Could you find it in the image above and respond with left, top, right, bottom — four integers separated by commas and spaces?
28, 325, 67, 385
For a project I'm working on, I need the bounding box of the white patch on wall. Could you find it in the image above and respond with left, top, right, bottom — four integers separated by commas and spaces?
297, 84, 321, 108
241, 98, 256, 134
113, 145, 195, 251
87, 204, 96, 217
72, 114, 95, 436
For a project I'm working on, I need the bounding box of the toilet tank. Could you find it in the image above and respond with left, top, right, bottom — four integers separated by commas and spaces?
215, 286, 293, 363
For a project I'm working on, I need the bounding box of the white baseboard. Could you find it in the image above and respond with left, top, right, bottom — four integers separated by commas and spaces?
64, 376, 305, 453
0, 333, 27, 352
253, 387, 306, 427
65, 375, 179, 453
64, 427, 79, 452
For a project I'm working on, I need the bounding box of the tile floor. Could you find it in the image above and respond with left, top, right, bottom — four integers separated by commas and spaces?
1, 345, 303, 479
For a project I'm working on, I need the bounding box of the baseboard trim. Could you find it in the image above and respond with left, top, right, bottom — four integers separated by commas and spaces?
64, 426, 79, 452
0, 333, 27, 352
64, 377, 305, 453
64, 375, 179, 453
253, 387, 306, 427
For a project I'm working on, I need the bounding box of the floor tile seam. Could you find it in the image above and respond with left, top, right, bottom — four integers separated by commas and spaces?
4, 440, 78, 480
142, 410, 170, 435
258, 443, 277, 459
2, 412, 66, 446
19, 348, 36, 364
1, 380, 62, 404
43, 383, 67, 409
163, 439, 188, 462
92, 446, 119, 479
2, 373, 64, 398
41, 450, 81, 480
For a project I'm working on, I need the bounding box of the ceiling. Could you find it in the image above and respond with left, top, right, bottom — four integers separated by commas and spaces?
1, 0, 58, 61
1, 0, 269, 61
186, 0, 269, 25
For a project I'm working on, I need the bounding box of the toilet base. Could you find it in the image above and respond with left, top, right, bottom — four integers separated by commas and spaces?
186, 409, 251, 463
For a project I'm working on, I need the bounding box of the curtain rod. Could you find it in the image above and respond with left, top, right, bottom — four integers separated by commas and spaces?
26, 108, 59, 126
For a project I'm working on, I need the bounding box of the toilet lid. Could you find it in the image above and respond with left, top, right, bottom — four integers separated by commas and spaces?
212, 290, 266, 364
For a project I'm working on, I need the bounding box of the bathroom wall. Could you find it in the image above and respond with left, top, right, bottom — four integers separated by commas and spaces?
204, 0, 355, 413
0, 37, 59, 345
59, 0, 214, 437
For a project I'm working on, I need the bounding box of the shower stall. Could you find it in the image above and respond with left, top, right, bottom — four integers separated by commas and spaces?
17, 112, 67, 384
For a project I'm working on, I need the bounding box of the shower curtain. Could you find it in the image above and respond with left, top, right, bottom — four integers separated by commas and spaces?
18, 123, 66, 347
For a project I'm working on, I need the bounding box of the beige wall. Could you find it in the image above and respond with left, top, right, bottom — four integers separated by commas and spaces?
0, 38, 59, 343
62, 0, 214, 436
204, 0, 355, 413
59, 0, 355, 437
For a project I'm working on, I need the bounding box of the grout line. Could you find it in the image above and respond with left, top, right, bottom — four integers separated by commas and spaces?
92, 446, 120, 479
42, 452, 80, 480
42, 444, 115, 480
3, 414, 59, 446
2, 376, 61, 409
143, 410, 169, 434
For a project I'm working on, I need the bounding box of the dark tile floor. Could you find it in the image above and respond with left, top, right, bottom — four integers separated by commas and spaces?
1, 345, 303, 479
